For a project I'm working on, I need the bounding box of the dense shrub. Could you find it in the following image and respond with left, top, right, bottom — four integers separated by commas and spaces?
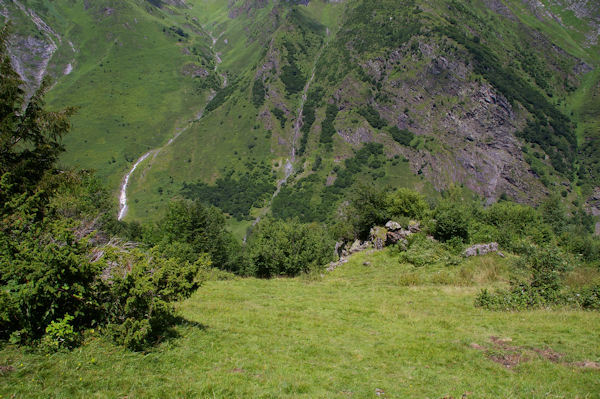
319, 103, 339, 148
358, 105, 387, 129
272, 107, 287, 128
182, 162, 275, 220
398, 233, 461, 267
433, 201, 470, 242
342, 183, 390, 240
470, 201, 551, 250
386, 188, 428, 220
389, 126, 415, 146
538, 195, 568, 235
40, 314, 78, 351
0, 214, 100, 344
98, 247, 210, 350
148, 200, 242, 272
245, 218, 333, 278
475, 246, 571, 310
298, 86, 323, 156
572, 285, 600, 310
281, 63, 306, 95
252, 79, 266, 108
205, 80, 238, 112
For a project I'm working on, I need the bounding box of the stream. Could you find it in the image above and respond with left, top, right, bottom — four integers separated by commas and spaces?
244, 38, 328, 240
117, 29, 225, 220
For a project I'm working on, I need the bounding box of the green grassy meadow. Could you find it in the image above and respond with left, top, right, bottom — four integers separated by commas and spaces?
1, 250, 598, 398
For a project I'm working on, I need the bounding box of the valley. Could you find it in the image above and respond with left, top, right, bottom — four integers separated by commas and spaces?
1, 1, 600, 396
4, 0, 600, 232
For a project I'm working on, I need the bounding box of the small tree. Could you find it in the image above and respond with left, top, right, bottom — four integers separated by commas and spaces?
0, 26, 75, 193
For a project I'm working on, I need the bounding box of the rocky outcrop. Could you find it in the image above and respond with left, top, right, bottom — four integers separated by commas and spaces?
228, 0, 269, 19
182, 63, 209, 77
585, 187, 600, 216
464, 242, 503, 257
328, 220, 420, 271
336, 36, 552, 204
385, 220, 420, 246
369, 226, 387, 250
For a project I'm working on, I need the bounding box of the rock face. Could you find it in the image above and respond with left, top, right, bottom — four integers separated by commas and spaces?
385, 220, 401, 230
385, 220, 420, 246
464, 242, 501, 257
228, 0, 269, 19
369, 226, 388, 250
585, 187, 600, 216
3, 0, 73, 100
347, 37, 550, 204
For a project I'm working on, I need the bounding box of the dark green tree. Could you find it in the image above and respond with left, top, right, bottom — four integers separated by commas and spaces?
0, 26, 75, 193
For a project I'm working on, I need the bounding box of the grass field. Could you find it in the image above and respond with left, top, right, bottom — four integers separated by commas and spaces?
1, 250, 599, 398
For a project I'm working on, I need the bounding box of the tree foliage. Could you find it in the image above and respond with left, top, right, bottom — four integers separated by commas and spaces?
245, 218, 333, 278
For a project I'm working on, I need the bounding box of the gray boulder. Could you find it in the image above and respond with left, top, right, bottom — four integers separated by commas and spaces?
464, 242, 499, 257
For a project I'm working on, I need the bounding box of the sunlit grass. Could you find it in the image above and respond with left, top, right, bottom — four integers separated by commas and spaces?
1, 249, 598, 398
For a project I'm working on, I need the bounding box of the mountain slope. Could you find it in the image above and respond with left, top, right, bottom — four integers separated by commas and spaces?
4, 0, 599, 231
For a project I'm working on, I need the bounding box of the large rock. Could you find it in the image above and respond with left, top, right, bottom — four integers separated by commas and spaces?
342, 239, 370, 256
408, 221, 421, 233
385, 220, 402, 231
464, 242, 500, 257
370, 226, 388, 250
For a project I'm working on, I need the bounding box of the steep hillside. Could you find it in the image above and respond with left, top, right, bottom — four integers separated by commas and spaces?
2, 0, 219, 189
4, 0, 599, 231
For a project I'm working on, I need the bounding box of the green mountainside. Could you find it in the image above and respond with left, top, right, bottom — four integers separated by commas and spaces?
4, 0, 600, 234
2, 3, 600, 394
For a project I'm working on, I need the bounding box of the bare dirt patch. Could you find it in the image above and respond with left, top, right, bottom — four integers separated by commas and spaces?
469, 336, 574, 369
573, 361, 600, 369
532, 347, 564, 363
0, 365, 14, 375
229, 367, 245, 373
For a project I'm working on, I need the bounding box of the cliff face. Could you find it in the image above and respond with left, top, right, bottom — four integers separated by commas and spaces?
2, 0, 73, 99
329, 37, 546, 203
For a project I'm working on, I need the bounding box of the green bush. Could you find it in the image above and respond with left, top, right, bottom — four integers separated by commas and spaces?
0, 213, 100, 344
398, 233, 461, 267
539, 195, 568, 235
386, 188, 428, 220
389, 127, 415, 146
182, 162, 275, 220
573, 285, 600, 310
41, 314, 78, 351
358, 105, 387, 129
433, 201, 469, 242
252, 79, 266, 108
148, 199, 242, 272
475, 246, 572, 310
319, 103, 339, 148
98, 247, 210, 350
281, 63, 306, 95
245, 218, 333, 278
272, 107, 287, 128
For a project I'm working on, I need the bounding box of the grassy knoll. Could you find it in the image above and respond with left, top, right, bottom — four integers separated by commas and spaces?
1, 250, 599, 398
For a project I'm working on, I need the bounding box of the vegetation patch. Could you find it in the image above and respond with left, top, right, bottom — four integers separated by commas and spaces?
182, 162, 276, 220
389, 126, 415, 146
318, 102, 339, 149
